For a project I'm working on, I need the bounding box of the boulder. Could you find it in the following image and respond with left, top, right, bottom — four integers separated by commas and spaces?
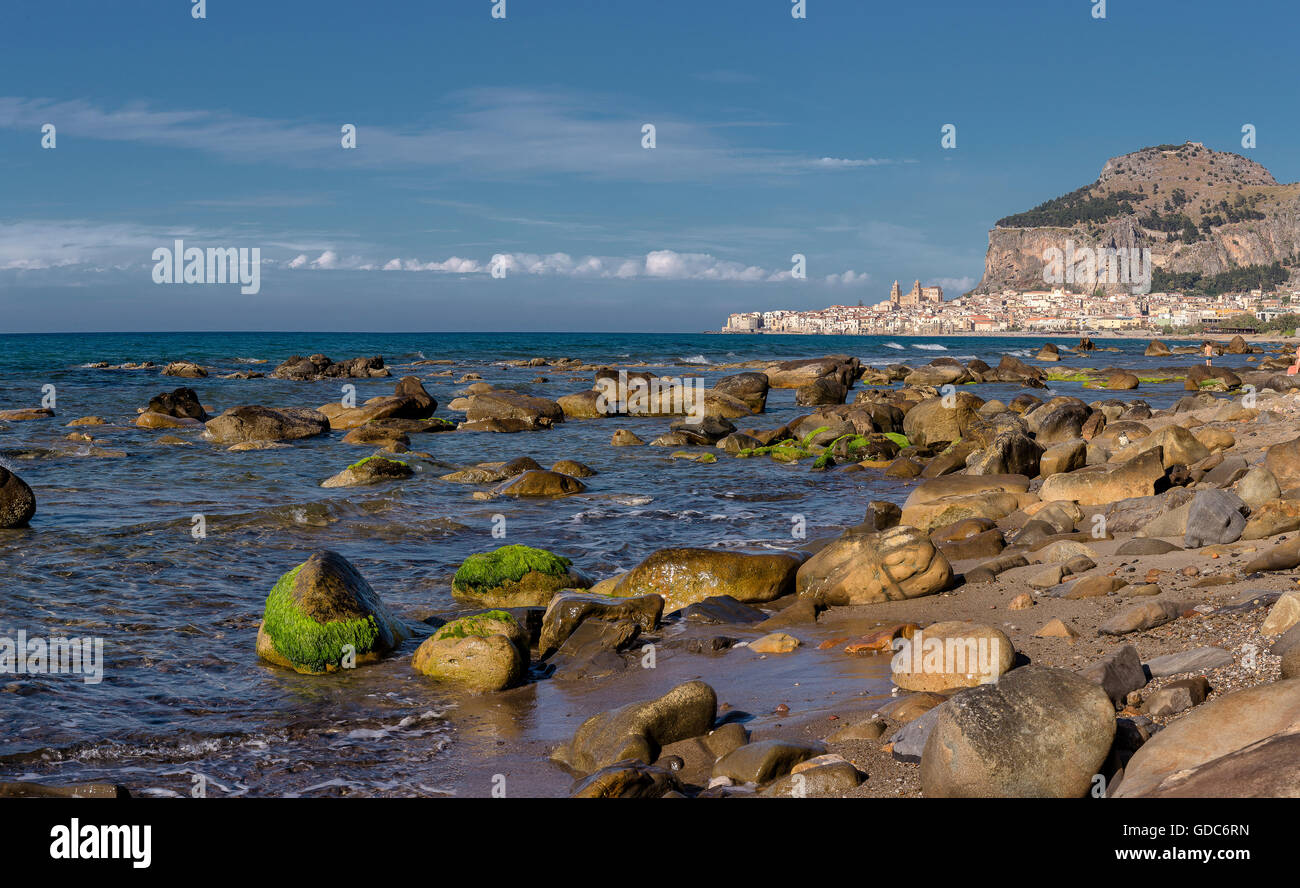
1078, 644, 1146, 706
1241, 499, 1300, 540
797, 525, 951, 605
1113, 679, 1300, 797
1039, 448, 1165, 506
1098, 599, 1183, 636
712, 739, 827, 784
890, 621, 1015, 692
146, 386, 208, 421
462, 390, 564, 431
452, 544, 589, 607
965, 430, 1043, 477
901, 392, 984, 448
713, 372, 770, 413
256, 550, 407, 674
204, 405, 331, 444
493, 470, 586, 497
272, 354, 388, 380
539, 591, 663, 656
1183, 489, 1248, 548
411, 610, 528, 692
321, 455, 413, 488
920, 666, 1115, 798
553, 680, 718, 774
610, 548, 801, 613
161, 360, 207, 378
1264, 436, 1300, 491
0, 467, 37, 528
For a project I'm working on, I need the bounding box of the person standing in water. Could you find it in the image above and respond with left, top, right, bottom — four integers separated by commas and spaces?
1203, 342, 1214, 366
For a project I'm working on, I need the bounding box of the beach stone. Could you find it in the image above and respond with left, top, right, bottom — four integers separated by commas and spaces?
1039, 448, 1165, 506
712, 739, 826, 784
1241, 499, 1300, 540
1143, 677, 1210, 717
460, 389, 563, 430
0, 467, 37, 528
920, 666, 1115, 798
256, 550, 408, 675
1099, 599, 1182, 636
1114, 679, 1300, 797
1034, 618, 1078, 639
1144, 646, 1233, 678
452, 544, 589, 608
1235, 466, 1281, 508
205, 405, 330, 444
1141, 425, 1210, 468
713, 372, 770, 413
1244, 538, 1300, 573
963, 552, 1028, 584
1028, 565, 1064, 589
678, 594, 766, 625
272, 354, 387, 380
1264, 436, 1300, 492
493, 469, 586, 497
1282, 648, 1300, 680
539, 591, 662, 655
902, 392, 984, 448
611, 548, 800, 613
411, 610, 528, 692
750, 632, 800, 654
321, 455, 413, 488
797, 525, 951, 606
761, 760, 861, 797
1183, 489, 1248, 548
570, 761, 683, 798
966, 431, 1042, 477
1262, 593, 1300, 637
1078, 644, 1146, 706
1039, 439, 1086, 477
1116, 538, 1181, 555
888, 701, 949, 762
891, 621, 1015, 692
556, 390, 608, 419
0, 408, 53, 421
1063, 574, 1126, 599
828, 717, 887, 742
135, 411, 200, 429
936, 528, 1005, 562
553, 680, 718, 774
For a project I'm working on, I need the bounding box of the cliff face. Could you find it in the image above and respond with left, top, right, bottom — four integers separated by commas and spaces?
973, 142, 1300, 294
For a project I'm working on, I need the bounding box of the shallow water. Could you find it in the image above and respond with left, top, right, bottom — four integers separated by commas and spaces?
0, 332, 1265, 796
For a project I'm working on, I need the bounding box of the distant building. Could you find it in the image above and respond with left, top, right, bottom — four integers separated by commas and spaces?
890, 280, 944, 308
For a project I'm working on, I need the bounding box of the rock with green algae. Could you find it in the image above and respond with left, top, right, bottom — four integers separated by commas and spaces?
451, 544, 589, 607
411, 610, 528, 692
321, 454, 413, 488
256, 550, 408, 674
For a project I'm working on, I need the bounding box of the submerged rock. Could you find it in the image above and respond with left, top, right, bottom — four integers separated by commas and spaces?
321, 455, 413, 488
0, 466, 36, 528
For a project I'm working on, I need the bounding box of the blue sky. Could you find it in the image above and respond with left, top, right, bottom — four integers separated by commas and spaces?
1, 0, 1296, 332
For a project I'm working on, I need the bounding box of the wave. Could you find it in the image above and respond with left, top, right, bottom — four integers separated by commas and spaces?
883, 342, 905, 350
678, 354, 711, 365
912, 343, 947, 351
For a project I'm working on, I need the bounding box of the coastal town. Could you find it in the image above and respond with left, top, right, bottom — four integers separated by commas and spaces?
722, 279, 1300, 336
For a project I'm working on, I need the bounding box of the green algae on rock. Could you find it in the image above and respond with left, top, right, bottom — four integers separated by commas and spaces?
321, 454, 414, 488
256, 550, 408, 674
451, 544, 588, 607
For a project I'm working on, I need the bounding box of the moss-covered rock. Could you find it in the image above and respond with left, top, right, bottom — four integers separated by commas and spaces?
451, 544, 588, 607
256, 550, 407, 674
321, 455, 413, 488
411, 610, 528, 691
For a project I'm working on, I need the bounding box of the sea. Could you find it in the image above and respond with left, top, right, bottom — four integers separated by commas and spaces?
0, 331, 1260, 796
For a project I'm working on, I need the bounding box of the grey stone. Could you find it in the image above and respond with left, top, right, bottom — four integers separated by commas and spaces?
1078, 644, 1147, 706
1183, 489, 1248, 548
1144, 646, 1234, 677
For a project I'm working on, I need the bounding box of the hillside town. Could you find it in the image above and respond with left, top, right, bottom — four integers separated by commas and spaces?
722, 279, 1300, 336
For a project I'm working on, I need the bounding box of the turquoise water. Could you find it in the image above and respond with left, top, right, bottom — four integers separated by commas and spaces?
0, 331, 1256, 796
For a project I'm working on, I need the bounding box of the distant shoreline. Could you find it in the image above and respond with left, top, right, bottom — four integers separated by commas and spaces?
708, 330, 1295, 343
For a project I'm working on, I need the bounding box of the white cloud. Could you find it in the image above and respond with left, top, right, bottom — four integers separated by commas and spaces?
825, 270, 871, 285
